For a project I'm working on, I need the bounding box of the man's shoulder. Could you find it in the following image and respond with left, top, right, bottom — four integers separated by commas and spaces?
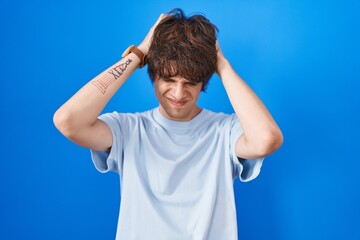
201, 108, 234, 121
193, 109, 235, 132
99, 108, 156, 125
103, 108, 155, 117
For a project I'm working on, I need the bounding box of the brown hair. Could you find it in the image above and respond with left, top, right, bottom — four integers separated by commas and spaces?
146, 8, 218, 91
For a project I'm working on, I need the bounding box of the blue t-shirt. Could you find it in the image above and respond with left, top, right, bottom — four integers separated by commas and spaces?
90, 107, 264, 240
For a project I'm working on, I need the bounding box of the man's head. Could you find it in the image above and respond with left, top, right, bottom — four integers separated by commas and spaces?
146, 8, 218, 92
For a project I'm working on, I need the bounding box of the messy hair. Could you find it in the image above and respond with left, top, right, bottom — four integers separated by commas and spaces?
146, 8, 218, 91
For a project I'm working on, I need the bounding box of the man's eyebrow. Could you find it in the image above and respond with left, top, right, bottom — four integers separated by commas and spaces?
162, 77, 176, 81
162, 77, 199, 84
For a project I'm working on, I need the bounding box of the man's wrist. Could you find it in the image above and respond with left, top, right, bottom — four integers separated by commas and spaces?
217, 57, 230, 77
137, 43, 149, 56
122, 45, 146, 68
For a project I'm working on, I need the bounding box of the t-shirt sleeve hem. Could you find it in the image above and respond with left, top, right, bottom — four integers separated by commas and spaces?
89, 115, 121, 174
237, 156, 264, 182
230, 136, 264, 182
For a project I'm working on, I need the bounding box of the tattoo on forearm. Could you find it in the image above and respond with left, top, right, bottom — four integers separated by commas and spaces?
92, 59, 132, 94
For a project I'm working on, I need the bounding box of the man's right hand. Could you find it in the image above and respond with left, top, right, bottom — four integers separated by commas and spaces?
138, 14, 167, 55
54, 13, 168, 152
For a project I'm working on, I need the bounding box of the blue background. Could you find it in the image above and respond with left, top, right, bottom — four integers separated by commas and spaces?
1, 0, 359, 239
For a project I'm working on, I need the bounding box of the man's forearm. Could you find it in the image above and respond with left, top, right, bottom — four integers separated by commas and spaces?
218, 58, 283, 158
54, 52, 141, 133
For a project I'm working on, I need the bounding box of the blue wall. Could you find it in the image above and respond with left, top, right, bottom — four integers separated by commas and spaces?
1, 0, 359, 239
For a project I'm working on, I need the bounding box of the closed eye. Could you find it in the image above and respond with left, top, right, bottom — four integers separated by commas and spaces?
162, 78, 176, 83
160, 78, 200, 86
186, 82, 199, 86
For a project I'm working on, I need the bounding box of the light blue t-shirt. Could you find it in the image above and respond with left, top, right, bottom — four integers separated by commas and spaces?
90, 107, 264, 240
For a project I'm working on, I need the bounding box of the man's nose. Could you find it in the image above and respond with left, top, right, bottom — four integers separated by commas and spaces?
172, 83, 185, 99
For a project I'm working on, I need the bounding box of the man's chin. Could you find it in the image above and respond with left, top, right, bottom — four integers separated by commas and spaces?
163, 108, 191, 121
168, 111, 186, 120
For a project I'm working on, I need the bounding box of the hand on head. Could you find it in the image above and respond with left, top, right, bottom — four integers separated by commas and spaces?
138, 14, 167, 55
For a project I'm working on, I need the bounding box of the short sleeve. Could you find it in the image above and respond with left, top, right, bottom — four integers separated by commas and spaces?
90, 112, 125, 174
229, 114, 264, 182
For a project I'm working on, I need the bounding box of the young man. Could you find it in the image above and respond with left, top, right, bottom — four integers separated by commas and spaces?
54, 9, 283, 240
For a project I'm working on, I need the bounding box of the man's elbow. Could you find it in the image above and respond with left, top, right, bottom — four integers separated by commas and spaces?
53, 109, 77, 139
256, 129, 284, 157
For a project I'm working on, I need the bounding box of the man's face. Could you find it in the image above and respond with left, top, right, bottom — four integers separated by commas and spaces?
154, 76, 202, 121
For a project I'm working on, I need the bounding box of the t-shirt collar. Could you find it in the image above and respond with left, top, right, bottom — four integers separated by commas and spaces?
153, 106, 207, 130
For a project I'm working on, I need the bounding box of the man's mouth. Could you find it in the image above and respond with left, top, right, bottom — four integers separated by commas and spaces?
168, 98, 187, 107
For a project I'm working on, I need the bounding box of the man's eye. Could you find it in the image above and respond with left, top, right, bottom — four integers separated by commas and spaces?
186, 82, 198, 86
163, 79, 175, 83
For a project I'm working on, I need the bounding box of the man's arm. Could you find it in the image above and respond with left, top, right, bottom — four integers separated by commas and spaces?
53, 14, 166, 151
216, 43, 283, 159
